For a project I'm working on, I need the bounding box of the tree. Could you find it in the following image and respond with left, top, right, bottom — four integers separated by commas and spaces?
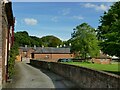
14, 31, 31, 47
14, 31, 42, 47
97, 1, 120, 57
71, 23, 100, 59
30, 36, 42, 47
14, 31, 63, 47
41, 35, 62, 47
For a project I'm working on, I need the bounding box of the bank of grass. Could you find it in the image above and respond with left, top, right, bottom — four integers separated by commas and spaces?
62, 61, 120, 75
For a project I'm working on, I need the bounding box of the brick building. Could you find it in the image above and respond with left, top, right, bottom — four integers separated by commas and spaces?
91, 51, 112, 64
31, 47, 74, 62
16, 47, 74, 62
16, 46, 34, 62
0, 0, 14, 88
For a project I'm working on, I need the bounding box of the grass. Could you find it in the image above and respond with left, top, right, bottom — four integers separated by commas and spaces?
62, 61, 120, 75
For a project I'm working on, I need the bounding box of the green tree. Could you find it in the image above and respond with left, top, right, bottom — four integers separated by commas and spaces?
14, 31, 42, 47
71, 23, 100, 59
97, 1, 120, 57
14, 31, 31, 46
30, 36, 42, 47
41, 35, 62, 47
14, 31, 63, 47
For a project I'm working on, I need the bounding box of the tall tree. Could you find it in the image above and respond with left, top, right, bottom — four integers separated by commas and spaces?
14, 31, 31, 47
71, 23, 100, 59
97, 1, 120, 57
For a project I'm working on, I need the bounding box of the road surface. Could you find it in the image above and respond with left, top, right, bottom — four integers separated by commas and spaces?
4, 62, 77, 88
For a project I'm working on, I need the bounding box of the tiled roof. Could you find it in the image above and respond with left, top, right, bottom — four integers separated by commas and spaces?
19, 47, 33, 52
33, 47, 71, 54
19, 47, 71, 54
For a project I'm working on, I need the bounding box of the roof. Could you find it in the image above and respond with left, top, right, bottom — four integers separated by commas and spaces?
33, 47, 71, 54
95, 52, 111, 59
19, 47, 71, 54
19, 47, 33, 52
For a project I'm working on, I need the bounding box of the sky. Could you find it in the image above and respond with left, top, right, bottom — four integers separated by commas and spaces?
12, 2, 114, 41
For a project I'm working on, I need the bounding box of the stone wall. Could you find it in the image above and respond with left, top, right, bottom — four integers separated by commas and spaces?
92, 58, 111, 64
30, 60, 120, 88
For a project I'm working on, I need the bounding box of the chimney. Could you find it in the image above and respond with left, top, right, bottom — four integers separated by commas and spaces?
63, 44, 66, 47
34, 45, 36, 50
57, 46, 59, 48
42, 45, 44, 48
60, 45, 62, 48
25, 45, 27, 48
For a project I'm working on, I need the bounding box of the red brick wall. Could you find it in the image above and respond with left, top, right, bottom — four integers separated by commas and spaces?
26, 49, 34, 58
2, 4, 9, 84
0, 2, 10, 87
34, 53, 74, 61
1, 2, 14, 86
2, 20, 8, 83
19, 49, 34, 59
92, 58, 111, 64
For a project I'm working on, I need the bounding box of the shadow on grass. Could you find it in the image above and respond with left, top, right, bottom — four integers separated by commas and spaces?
103, 70, 120, 76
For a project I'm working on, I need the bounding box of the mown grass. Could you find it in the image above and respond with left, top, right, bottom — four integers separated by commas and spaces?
62, 61, 120, 75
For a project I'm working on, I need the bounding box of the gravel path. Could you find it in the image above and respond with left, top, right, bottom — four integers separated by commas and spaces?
5, 62, 76, 88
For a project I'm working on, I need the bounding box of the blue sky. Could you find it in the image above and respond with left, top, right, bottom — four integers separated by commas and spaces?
13, 2, 114, 41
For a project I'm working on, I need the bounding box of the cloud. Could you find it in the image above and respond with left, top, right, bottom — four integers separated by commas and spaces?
24, 18, 38, 25
61, 8, 71, 15
83, 3, 110, 11
51, 16, 59, 22
73, 15, 84, 20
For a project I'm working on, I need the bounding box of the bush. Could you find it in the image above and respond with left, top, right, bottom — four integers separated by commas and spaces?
8, 43, 19, 79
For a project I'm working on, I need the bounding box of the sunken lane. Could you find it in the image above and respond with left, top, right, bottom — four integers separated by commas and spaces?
4, 62, 77, 88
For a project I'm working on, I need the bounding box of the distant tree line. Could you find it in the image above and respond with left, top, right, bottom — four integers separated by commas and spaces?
14, 31, 63, 47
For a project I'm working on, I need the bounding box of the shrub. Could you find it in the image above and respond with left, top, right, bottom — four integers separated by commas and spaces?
8, 43, 19, 79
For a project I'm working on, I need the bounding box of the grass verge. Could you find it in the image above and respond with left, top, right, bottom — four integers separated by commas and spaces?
62, 62, 120, 75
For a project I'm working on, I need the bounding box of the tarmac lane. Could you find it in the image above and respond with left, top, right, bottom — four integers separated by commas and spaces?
4, 62, 77, 89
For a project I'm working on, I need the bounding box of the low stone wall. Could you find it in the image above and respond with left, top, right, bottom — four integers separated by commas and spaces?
30, 59, 120, 88
92, 58, 111, 64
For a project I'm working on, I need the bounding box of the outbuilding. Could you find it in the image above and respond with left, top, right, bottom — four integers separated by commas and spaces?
31, 47, 74, 62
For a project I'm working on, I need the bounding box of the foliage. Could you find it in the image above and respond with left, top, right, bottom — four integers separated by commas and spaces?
62, 40, 71, 47
97, 1, 120, 57
14, 31, 63, 47
30, 36, 42, 47
8, 43, 19, 78
70, 23, 100, 59
14, 31, 31, 47
41, 35, 62, 47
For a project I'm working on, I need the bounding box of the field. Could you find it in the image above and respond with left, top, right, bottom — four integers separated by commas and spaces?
62, 61, 120, 75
